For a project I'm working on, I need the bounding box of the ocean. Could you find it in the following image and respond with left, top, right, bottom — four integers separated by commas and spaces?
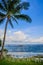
5, 44, 43, 58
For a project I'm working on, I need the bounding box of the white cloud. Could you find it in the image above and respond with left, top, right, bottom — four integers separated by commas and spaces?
13, 31, 26, 41
31, 37, 43, 43
0, 29, 43, 44
6, 31, 27, 43
25, 37, 43, 43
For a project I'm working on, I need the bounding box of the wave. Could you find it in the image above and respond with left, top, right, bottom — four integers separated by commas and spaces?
7, 52, 43, 58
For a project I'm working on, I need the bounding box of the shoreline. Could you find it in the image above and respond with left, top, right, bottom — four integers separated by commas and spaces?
7, 52, 43, 58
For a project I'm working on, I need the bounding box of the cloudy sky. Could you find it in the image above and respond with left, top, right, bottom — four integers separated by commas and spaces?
0, 0, 43, 44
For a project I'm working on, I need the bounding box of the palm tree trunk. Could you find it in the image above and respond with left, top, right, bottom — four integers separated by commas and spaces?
0, 19, 8, 59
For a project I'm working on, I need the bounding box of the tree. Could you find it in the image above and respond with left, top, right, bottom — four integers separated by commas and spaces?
0, 39, 2, 47
0, 0, 32, 59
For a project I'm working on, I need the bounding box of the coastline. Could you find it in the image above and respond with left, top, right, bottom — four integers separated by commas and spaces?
7, 52, 43, 58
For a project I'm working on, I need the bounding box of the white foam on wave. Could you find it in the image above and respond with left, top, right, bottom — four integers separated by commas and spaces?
7, 52, 43, 58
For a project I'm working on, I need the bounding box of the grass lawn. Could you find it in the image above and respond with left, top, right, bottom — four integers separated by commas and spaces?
0, 56, 43, 65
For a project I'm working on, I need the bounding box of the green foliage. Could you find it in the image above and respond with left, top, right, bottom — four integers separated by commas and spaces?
2, 0, 8, 10
14, 2, 30, 14
8, 18, 14, 28
0, 17, 5, 24
3, 48, 8, 53
0, 3, 6, 11
0, 0, 32, 27
0, 57, 43, 65
0, 12, 6, 17
15, 14, 32, 22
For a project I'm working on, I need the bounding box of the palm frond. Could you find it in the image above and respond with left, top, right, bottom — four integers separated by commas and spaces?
0, 12, 6, 17
9, 0, 20, 6
11, 16, 18, 24
8, 18, 14, 28
0, 18, 5, 24
14, 14, 32, 22
0, 3, 6, 11
14, 2, 30, 13
2, 0, 7, 9
23, 2, 30, 10
8, 0, 20, 11
13, 0, 20, 4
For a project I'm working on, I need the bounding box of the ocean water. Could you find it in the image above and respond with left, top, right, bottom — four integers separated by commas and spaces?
5, 44, 43, 58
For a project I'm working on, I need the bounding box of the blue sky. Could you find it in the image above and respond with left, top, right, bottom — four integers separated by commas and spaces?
0, 0, 43, 44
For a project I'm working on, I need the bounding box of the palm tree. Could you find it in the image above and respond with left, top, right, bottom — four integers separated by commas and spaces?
0, 39, 2, 47
0, 0, 32, 58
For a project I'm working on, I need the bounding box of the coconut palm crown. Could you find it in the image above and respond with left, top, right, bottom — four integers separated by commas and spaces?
0, 0, 32, 25
0, 0, 32, 58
